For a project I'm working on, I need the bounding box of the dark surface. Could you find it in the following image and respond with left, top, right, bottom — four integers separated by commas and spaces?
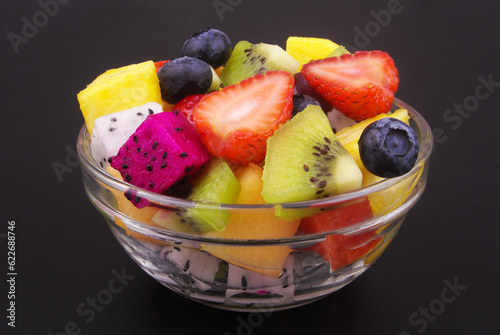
2, 1, 499, 334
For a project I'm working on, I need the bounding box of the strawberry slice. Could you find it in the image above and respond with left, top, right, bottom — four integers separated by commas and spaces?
299, 197, 381, 271
193, 71, 294, 165
302, 50, 399, 121
171, 94, 205, 125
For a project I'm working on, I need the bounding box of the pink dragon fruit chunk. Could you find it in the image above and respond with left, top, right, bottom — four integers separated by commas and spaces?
110, 111, 211, 208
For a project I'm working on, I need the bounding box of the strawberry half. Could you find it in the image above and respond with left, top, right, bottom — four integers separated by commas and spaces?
193, 71, 294, 165
172, 94, 205, 125
302, 50, 399, 121
154, 60, 170, 73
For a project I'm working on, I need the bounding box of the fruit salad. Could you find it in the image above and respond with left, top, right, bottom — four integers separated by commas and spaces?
77, 28, 421, 296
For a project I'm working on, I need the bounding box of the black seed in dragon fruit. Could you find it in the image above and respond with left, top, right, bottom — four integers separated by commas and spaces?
110, 110, 211, 208
225, 255, 296, 307
160, 244, 223, 291
90, 102, 163, 168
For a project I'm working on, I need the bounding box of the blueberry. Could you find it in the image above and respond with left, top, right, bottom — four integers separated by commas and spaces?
157, 56, 212, 104
358, 118, 419, 178
181, 28, 232, 69
293, 72, 332, 111
292, 94, 321, 117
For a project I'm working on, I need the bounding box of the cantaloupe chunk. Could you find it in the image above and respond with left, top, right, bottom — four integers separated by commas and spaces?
106, 166, 158, 224
201, 164, 300, 277
78, 61, 163, 134
105, 167, 186, 243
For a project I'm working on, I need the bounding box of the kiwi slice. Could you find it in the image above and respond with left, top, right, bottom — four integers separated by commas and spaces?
178, 158, 241, 232
220, 40, 300, 87
262, 105, 362, 204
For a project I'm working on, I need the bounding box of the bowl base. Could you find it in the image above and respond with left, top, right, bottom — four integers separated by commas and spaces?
107, 221, 392, 311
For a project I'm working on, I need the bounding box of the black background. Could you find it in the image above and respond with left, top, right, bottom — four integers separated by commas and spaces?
2, 0, 500, 334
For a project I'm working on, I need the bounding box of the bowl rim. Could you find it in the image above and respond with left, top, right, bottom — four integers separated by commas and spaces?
76, 98, 433, 243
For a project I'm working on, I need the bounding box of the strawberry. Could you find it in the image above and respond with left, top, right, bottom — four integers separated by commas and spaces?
154, 60, 169, 73
193, 71, 294, 165
301, 50, 399, 121
171, 94, 205, 125
299, 197, 381, 271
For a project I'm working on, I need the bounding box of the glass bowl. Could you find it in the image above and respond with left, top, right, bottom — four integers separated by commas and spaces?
76, 98, 432, 312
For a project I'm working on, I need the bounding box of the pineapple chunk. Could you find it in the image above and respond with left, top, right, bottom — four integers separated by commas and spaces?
78, 61, 163, 134
336, 109, 416, 216
286, 36, 339, 65
336, 108, 410, 187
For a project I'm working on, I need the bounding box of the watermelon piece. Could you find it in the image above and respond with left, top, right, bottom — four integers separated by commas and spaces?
298, 197, 381, 271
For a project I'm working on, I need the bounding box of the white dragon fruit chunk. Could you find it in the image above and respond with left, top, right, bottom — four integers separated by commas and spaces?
160, 244, 222, 286
90, 102, 163, 168
225, 254, 296, 307
327, 108, 357, 133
